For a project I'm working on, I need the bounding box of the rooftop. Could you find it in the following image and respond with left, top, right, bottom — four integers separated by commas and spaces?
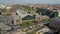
16, 9, 33, 18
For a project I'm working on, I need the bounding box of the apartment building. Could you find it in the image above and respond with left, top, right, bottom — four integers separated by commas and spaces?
0, 15, 13, 30
13, 15, 22, 25
35, 13, 49, 21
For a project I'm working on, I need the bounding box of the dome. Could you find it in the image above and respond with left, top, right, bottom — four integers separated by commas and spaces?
49, 18, 60, 31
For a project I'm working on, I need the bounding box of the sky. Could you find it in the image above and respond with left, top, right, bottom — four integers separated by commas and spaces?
0, 0, 60, 4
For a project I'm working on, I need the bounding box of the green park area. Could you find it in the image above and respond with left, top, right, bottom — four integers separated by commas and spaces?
21, 20, 38, 26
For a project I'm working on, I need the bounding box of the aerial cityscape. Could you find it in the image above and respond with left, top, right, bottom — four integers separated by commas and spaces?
0, 4, 60, 34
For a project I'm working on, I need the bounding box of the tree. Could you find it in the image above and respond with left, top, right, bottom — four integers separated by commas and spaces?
29, 31, 36, 34
0, 12, 1, 15
21, 22, 26, 26
26, 20, 32, 25
0, 28, 1, 34
1, 8, 6, 12
32, 20, 38, 24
